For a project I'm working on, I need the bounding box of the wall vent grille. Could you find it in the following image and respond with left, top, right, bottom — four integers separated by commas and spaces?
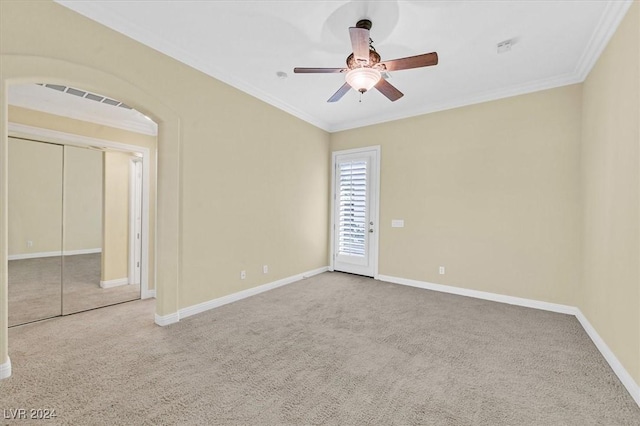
39, 83, 133, 110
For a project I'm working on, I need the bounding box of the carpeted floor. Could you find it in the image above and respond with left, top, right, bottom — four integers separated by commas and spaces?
8, 254, 140, 326
1, 272, 639, 425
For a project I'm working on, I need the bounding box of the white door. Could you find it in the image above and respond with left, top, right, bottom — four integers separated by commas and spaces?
332, 148, 379, 277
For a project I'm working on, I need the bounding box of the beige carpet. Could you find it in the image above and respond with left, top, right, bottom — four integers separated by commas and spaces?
1, 272, 639, 425
8, 254, 140, 326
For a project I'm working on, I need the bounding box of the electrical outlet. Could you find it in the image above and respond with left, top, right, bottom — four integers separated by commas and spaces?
240, 270, 246, 279
263, 265, 268, 274
27, 240, 33, 248
439, 266, 445, 275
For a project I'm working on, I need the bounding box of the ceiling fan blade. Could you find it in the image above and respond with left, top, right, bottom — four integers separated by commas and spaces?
349, 27, 370, 64
294, 67, 346, 74
328, 82, 352, 103
380, 52, 438, 72
375, 78, 403, 102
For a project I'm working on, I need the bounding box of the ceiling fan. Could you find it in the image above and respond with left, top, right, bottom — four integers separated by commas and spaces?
294, 19, 438, 103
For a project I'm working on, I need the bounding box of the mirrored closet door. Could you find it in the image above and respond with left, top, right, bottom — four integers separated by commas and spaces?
62, 147, 141, 314
7, 137, 63, 326
8, 138, 142, 326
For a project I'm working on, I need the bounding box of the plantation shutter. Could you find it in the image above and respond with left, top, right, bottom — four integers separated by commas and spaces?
338, 160, 367, 257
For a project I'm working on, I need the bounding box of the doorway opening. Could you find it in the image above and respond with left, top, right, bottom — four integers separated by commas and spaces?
6, 82, 156, 327
330, 146, 380, 278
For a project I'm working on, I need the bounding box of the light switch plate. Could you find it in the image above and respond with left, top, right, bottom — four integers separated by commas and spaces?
391, 219, 404, 228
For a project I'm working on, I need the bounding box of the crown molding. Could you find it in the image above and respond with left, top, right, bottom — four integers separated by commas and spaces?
54, 0, 332, 132
56, 0, 633, 134
574, 0, 633, 81
331, 0, 633, 133
329, 71, 582, 132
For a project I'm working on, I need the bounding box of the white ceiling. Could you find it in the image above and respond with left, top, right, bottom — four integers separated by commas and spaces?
33, 1, 633, 133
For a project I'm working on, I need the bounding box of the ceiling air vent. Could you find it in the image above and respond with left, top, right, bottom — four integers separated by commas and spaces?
102, 98, 120, 106
85, 93, 104, 102
66, 87, 87, 97
44, 84, 66, 92
38, 84, 134, 110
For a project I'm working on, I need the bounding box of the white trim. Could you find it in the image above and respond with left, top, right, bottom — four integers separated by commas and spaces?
154, 267, 328, 326
378, 274, 640, 407
0, 357, 11, 380
8, 248, 101, 260
154, 312, 179, 326
54, 0, 331, 132
329, 72, 581, 133
574, 0, 634, 81
63, 248, 102, 256
128, 158, 142, 287
180, 266, 328, 320
378, 274, 576, 315
99, 277, 129, 289
55, 1, 632, 134
8, 251, 60, 260
9, 123, 154, 302
8, 90, 157, 136
144, 289, 156, 299
575, 309, 640, 407
330, 0, 632, 134
330, 147, 380, 278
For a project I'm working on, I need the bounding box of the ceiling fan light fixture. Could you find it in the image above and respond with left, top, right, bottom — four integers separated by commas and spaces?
345, 68, 381, 94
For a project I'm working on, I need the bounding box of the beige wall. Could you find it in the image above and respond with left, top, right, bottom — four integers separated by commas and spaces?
332, 84, 583, 306
101, 151, 131, 282
64, 145, 103, 253
8, 137, 63, 256
179, 106, 329, 308
9, 140, 103, 257
1, 0, 637, 394
0, 0, 330, 368
580, 2, 640, 383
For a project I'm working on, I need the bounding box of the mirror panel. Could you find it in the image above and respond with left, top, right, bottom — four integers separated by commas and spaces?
62, 148, 140, 314
8, 138, 63, 326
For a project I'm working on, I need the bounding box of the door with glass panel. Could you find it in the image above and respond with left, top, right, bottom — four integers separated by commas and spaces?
333, 148, 379, 277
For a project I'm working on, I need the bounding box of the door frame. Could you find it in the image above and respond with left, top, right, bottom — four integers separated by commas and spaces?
129, 157, 143, 286
329, 146, 381, 279
8, 122, 154, 300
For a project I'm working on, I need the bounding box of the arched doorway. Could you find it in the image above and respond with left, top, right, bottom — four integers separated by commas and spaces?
0, 55, 182, 378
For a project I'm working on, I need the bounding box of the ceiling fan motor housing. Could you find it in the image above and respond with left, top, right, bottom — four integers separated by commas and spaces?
356, 19, 373, 30
346, 51, 381, 70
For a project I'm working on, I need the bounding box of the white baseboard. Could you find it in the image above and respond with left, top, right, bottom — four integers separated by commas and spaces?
154, 266, 329, 326
9, 251, 62, 260
378, 274, 640, 408
154, 312, 179, 326
142, 289, 156, 300
0, 357, 11, 380
575, 309, 640, 406
99, 278, 129, 289
64, 248, 102, 256
8, 248, 101, 261
377, 275, 577, 315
